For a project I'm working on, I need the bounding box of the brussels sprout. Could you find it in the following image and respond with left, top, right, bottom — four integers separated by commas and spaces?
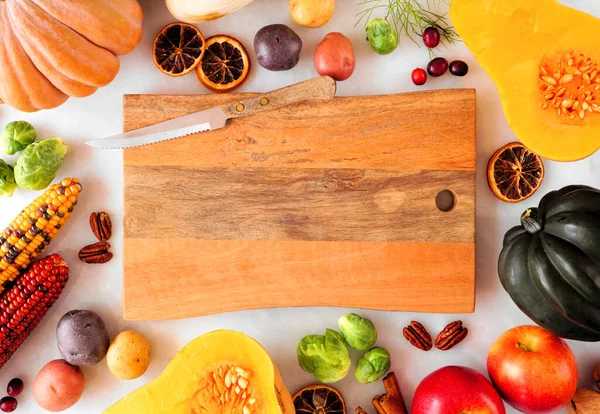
366, 18, 399, 55
338, 313, 378, 351
15, 138, 68, 191
0, 121, 36, 155
297, 329, 350, 383
355, 347, 391, 384
0, 160, 17, 198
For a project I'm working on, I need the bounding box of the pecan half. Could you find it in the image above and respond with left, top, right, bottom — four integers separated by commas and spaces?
403, 321, 433, 351
89, 211, 112, 242
79, 242, 113, 264
435, 321, 468, 351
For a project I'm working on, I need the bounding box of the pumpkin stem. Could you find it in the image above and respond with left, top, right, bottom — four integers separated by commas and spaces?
521, 208, 543, 234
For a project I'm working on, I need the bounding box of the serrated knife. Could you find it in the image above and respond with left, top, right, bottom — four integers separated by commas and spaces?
85, 76, 337, 150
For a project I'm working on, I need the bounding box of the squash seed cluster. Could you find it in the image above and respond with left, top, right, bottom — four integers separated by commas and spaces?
540, 51, 600, 120
200, 365, 256, 413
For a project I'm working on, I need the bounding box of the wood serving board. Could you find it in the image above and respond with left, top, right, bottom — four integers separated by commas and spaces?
123, 89, 476, 320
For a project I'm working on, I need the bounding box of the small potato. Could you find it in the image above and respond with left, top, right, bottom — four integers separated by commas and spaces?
289, 0, 335, 28
33, 359, 85, 412
254, 24, 303, 71
314, 32, 356, 81
107, 330, 150, 380
57, 310, 110, 366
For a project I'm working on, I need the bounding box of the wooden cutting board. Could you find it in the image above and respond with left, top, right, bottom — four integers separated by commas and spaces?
122, 89, 476, 320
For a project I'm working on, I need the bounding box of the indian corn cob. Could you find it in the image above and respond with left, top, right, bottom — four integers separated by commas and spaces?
0, 254, 69, 369
0, 178, 81, 294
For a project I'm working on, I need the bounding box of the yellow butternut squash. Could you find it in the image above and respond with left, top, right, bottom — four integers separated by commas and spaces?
104, 330, 295, 414
451, 0, 600, 161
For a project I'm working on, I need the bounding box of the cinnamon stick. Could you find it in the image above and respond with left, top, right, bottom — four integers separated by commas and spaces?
372, 372, 408, 414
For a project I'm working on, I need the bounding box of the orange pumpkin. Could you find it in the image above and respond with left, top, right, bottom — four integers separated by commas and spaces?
0, 0, 143, 112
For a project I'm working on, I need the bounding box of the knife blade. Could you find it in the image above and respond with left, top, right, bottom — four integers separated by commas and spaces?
85, 107, 228, 150
85, 76, 337, 150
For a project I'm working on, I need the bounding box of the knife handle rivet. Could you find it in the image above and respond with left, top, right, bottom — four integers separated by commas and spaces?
236, 103, 245, 112
260, 97, 269, 106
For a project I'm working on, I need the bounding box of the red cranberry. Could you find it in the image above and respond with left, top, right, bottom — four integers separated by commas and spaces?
7, 378, 23, 397
0, 396, 17, 412
427, 57, 449, 77
422, 27, 441, 48
449, 60, 469, 76
411, 68, 427, 86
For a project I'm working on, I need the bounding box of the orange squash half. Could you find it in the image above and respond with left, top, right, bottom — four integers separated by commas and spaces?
0, 0, 143, 112
104, 330, 295, 414
451, 0, 600, 161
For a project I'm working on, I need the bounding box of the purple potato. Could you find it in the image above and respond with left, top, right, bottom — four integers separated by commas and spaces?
254, 24, 303, 71
57, 310, 110, 366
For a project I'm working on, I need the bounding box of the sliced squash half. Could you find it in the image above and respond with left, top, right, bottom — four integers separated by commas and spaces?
104, 330, 295, 414
451, 0, 600, 161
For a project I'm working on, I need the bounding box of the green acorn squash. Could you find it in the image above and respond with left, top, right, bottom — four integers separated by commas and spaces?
498, 185, 600, 342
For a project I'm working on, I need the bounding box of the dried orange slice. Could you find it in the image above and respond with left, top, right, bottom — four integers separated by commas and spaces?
487, 142, 545, 203
153, 23, 205, 77
293, 384, 346, 414
196, 35, 250, 93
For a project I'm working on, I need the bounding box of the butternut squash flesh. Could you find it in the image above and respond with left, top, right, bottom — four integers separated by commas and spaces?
104, 330, 295, 414
450, 0, 600, 161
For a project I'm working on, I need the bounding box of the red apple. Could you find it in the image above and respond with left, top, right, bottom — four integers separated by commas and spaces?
487, 325, 578, 413
412, 366, 506, 414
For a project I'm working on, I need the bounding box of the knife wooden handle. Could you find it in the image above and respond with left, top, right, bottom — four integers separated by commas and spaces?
221, 76, 337, 118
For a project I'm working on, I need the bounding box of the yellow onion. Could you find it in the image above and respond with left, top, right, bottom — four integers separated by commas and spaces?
567, 389, 600, 414
166, 0, 255, 23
